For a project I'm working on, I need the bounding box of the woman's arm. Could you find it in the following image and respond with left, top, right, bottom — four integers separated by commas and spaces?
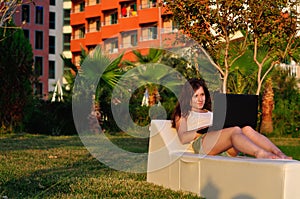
175, 115, 199, 144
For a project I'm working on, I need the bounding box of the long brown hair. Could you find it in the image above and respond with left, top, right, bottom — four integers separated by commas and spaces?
172, 78, 212, 127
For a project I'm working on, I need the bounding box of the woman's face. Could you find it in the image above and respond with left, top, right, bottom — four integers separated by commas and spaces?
190, 86, 206, 112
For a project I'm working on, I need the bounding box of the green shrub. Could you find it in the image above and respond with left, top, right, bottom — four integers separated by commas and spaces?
272, 68, 300, 137
24, 101, 77, 135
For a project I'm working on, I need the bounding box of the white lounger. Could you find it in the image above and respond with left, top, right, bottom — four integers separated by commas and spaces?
147, 120, 300, 199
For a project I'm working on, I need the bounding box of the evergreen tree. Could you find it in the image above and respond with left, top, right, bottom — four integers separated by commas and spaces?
0, 24, 34, 132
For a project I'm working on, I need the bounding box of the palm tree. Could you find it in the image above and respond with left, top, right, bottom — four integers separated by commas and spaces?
123, 48, 166, 106
260, 78, 274, 133
60, 47, 87, 102
61, 46, 124, 131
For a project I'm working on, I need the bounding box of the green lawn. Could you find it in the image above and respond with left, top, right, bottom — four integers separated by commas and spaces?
0, 134, 299, 199
0, 134, 200, 199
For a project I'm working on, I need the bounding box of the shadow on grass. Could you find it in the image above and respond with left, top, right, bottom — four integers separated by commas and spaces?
0, 134, 83, 151
0, 134, 149, 153
0, 153, 198, 199
0, 156, 147, 198
0, 134, 201, 198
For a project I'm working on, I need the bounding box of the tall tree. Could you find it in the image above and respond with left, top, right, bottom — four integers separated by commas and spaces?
123, 48, 166, 106
62, 47, 124, 131
247, 0, 299, 94
164, 0, 248, 93
164, 0, 299, 94
0, 0, 20, 27
0, 1, 33, 28
260, 78, 274, 133
0, 22, 33, 132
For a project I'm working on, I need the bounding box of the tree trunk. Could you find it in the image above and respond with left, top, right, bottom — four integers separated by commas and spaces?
260, 78, 274, 133
149, 87, 160, 106
89, 95, 102, 133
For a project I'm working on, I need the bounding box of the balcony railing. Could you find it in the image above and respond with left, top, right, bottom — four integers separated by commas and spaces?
103, 19, 118, 26
72, 4, 85, 13
87, 26, 101, 33
73, 32, 85, 40
140, 2, 157, 9
120, 41, 138, 49
120, 10, 138, 18
161, 27, 178, 34
140, 34, 157, 41
106, 47, 119, 54
86, 0, 101, 6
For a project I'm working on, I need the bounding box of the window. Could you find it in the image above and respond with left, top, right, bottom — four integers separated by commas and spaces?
73, 2, 85, 12
49, 36, 55, 54
74, 54, 81, 66
141, 0, 156, 9
22, 5, 30, 23
63, 34, 71, 50
141, 26, 157, 41
35, 31, 43, 49
122, 30, 137, 48
88, 45, 97, 53
49, 61, 55, 79
34, 56, 43, 76
49, 12, 55, 29
104, 38, 118, 54
50, 0, 55, 5
104, 10, 118, 25
34, 82, 43, 97
63, 9, 70, 25
87, 0, 100, 5
80, 2, 85, 12
74, 26, 85, 39
110, 12, 118, 24
23, 29, 29, 39
87, 17, 100, 32
35, 6, 44, 24
162, 16, 178, 33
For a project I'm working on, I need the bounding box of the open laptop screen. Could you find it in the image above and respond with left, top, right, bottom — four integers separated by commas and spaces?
212, 93, 258, 130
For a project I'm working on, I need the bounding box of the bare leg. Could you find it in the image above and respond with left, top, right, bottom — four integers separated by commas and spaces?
226, 147, 239, 157
202, 127, 278, 159
241, 126, 292, 159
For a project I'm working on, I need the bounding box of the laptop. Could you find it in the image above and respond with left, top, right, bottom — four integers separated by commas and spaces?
211, 93, 258, 130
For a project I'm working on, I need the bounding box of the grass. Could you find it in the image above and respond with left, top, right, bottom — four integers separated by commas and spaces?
270, 137, 300, 160
0, 133, 200, 199
0, 134, 299, 199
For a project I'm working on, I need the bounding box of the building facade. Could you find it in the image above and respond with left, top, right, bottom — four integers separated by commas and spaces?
70, 0, 178, 64
14, 0, 65, 100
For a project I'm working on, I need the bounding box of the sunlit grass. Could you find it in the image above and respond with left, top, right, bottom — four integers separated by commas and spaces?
0, 134, 299, 198
0, 134, 200, 199
270, 138, 300, 160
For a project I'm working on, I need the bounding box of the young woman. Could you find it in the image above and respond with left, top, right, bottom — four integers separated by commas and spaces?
172, 78, 292, 159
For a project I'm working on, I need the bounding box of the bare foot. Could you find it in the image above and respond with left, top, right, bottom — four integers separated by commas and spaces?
275, 151, 293, 160
255, 150, 279, 159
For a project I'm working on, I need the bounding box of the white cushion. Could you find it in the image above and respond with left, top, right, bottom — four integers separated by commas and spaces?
147, 120, 300, 199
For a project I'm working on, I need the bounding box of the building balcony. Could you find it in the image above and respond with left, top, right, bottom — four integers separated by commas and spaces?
119, 16, 139, 31
101, 0, 119, 10
85, 31, 102, 46
138, 7, 159, 24
70, 12, 85, 26
85, 4, 102, 18
101, 24, 120, 39
71, 38, 85, 52
138, 39, 160, 49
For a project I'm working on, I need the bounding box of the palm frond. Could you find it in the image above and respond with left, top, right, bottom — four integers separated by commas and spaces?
60, 54, 78, 74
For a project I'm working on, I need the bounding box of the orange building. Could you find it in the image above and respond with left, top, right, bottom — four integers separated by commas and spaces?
70, 0, 178, 64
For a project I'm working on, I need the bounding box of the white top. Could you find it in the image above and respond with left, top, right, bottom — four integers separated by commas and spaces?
186, 111, 213, 132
